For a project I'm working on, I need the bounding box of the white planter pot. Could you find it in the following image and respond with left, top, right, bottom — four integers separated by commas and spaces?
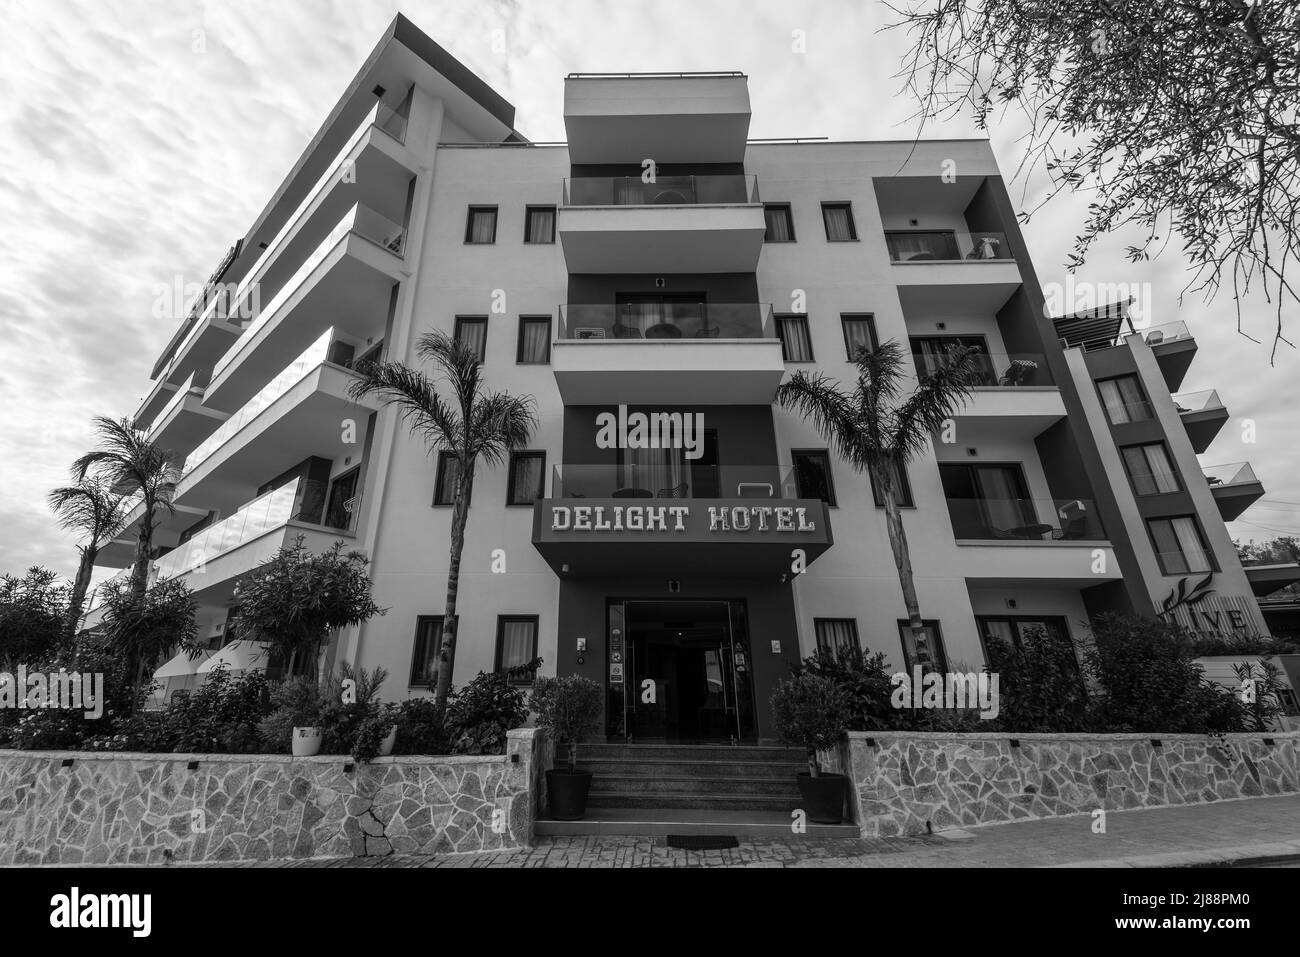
292, 726, 323, 757
379, 726, 398, 757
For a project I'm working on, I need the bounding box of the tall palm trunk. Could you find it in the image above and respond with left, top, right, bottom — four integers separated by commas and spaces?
130, 502, 155, 598
875, 461, 927, 652
434, 465, 475, 709
64, 546, 97, 644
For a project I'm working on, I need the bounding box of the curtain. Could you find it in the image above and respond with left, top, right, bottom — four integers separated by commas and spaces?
1098, 378, 1130, 424
511, 454, 544, 505
527, 207, 554, 243
616, 179, 645, 205
815, 620, 857, 659
975, 466, 1033, 532
619, 301, 660, 336
469, 209, 495, 243
498, 619, 536, 675
765, 206, 792, 241
843, 318, 876, 358
779, 317, 813, 361
520, 319, 549, 363
1123, 445, 1179, 495
456, 319, 487, 361
823, 205, 855, 241
1100, 376, 1148, 424
1171, 517, 1212, 573
413, 618, 443, 685
622, 445, 685, 496
436, 456, 461, 505
886, 232, 954, 260
898, 622, 948, 673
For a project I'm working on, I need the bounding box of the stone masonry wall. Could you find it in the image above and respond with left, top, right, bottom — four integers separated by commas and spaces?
837, 731, 1300, 838
0, 727, 543, 865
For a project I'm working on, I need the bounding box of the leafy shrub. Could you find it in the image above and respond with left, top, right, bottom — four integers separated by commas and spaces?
1233, 659, 1287, 732
351, 704, 398, 763
1190, 634, 1300, 656
983, 626, 1092, 732
257, 677, 325, 753
529, 675, 602, 771
0, 567, 68, 666
101, 576, 199, 710
163, 663, 272, 753
769, 673, 852, 775
445, 659, 539, 755
392, 698, 449, 755
797, 647, 896, 731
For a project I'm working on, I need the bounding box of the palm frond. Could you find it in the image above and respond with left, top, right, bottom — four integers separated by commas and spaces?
349, 359, 462, 453
890, 345, 983, 462
775, 372, 875, 471
467, 391, 539, 467
48, 478, 129, 547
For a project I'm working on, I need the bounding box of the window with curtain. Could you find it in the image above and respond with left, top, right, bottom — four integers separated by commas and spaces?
464, 206, 497, 244
978, 617, 1080, 680
939, 463, 1034, 537
815, 619, 859, 659
433, 452, 466, 507
409, 616, 444, 686
896, 620, 949, 673
821, 203, 857, 241
507, 451, 546, 506
777, 315, 814, 361
524, 206, 555, 244
1097, 374, 1152, 424
793, 450, 836, 505
496, 616, 539, 683
884, 231, 960, 261
1149, 516, 1213, 574
841, 314, 878, 359
618, 444, 686, 497
1121, 443, 1182, 495
454, 316, 488, 362
517, 316, 551, 364
764, 204, 795, 242
910, 336, 995, 385
869, 460, 915, 508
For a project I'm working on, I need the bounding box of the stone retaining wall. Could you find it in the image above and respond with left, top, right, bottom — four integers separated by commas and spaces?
827, 731, 1300, 838
0, 727, 544, 865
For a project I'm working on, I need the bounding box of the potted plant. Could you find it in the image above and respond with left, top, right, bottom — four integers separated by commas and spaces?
770, 673, 852, 824
529, 675, 603, 820
351, 703, 399, 763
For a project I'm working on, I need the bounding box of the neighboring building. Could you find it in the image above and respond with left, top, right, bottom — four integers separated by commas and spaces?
87, 15, 1282, 739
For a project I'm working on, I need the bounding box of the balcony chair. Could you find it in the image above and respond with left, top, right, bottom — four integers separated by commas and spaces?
612, 321, 643, 339
656, 482, 689, 499
999, 359, 1038, 387
695, 326, 722, 338
1145, 330, 1165, 345
1051, 501, 1091, 540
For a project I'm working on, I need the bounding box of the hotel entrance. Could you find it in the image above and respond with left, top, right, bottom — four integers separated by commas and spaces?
605, 599, 756, 743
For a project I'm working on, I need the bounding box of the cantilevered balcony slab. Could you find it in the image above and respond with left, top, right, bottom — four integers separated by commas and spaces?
563, 74, 751, 164
894, 268, 1022, 314
557, 202, 766, 274
93, 500, 213, 570
1173, 390, 1229, 454
954, 541, 1121, 587
1204, 462, 1264, 522
145, 374, 228, 460
1132, 322, 1197, 391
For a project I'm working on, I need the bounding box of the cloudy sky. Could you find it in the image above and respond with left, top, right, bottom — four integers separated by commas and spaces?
1, 0, 1296, 583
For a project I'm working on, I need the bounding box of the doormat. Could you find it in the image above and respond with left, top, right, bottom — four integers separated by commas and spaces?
666, 835, 740, 850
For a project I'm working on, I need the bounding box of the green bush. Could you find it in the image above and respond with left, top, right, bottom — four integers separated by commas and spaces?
163, 663, 272, 753
445, 658, 539, 755
529, 675, 602, 771
351, 703, 399, 763
257, 677, 325, 752
983, 626, 1092, 732
769, 673, 852, 775
392, 698, 449, 755
797, 647, 897, 731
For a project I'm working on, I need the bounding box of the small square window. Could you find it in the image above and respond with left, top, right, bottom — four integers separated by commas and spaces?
821, 202, 858, 242
814, 619, 859, 660
792, 450, 836, 506
517, 316, 552, 364
763, 203, 795, 242
524, 206, 556, 244
841, 314, 878, 360
507, 451, 547, 506
896, 619, 949, 673
870, 461, 915, 508
454, 316, 488, 363
465, 206, 498, 244
496, 616, 539, 684
776, 315, 814, 362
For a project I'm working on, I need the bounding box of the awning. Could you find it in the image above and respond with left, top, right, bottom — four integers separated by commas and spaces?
153, 648, 211, 679
197, 640, 271, 674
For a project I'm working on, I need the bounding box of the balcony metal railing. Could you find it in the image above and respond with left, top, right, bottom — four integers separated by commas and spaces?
557, 302, 776, 341
549, 465, 801, 501
184, 330, 336, 477
912, 351, 1054, 388
562, 174, 759, 207
1203, 462, 1258, 488
210, 204, 403, 382
886, 230, 1014, 263
945, 497, 1106, 542
1172, 389, 1225, 414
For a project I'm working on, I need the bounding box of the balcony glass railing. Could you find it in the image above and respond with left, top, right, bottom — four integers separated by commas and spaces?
945, 497, 1106, 541
1136, 320, 1192, 346
374, 101, 408, 145
154, 480, 302, 580
886, 230, 1014, 262
1203, 462, 1258, 488
147, 373, 203, 436
184, 330, 334, 477
1172, 389, 1224, 414
913, 351, 1054, 388
557, 302, 776, 340
562, 174, 759, 207
549, 465, 801, 501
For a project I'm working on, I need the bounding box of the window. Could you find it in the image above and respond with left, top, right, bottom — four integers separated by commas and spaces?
409, 616, 444, 686
454, 316, 488, 362
885, 230, 959, 262
939, 462, 1035, 538
1121, 443, 1182, 495
869, 461, 915, 508
841, 314, 878, 360
433, 452, 468, 507
517, 316, 551, 364
524, 206, 555, 244
496, 616, 539, 683
776, 315, 814, 361
1149, 516, 1214, 574
507, 451, 546, 506
465, 206, 497, 244
1097, 374, 1152, 425
977, 617, 1075, 660
821, 202, 858, 241
814, 619, 859, 659
896, 620, 949, 673
911, 336, 996, 386
792, 450, 836, 506
763, 203, 795, 242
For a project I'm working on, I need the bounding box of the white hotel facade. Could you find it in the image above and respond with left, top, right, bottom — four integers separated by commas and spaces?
88, 16, 1281, 741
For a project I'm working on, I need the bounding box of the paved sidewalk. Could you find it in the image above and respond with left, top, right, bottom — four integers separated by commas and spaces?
199, 794, 1300, 868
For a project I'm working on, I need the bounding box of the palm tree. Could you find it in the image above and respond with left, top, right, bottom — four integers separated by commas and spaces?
47, 476, 128, 643
776, 339, 983, 663
349, 331, 537, 708
72, 416, 179, 599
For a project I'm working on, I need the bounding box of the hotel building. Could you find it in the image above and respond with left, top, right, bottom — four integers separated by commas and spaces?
89, 15, 1282, 750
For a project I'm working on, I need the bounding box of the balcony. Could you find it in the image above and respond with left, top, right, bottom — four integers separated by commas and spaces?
557, 174, 764, 274
176, 330, 380, 516
1203, 462, 1264, 521
913, 350, 1065, 437
145, 372, 228, 459
1172, 389, 1229, 453
532, 467, 832, 578
945, 496, 1118, 586
1129, 321, 1197, 391
890, 232, 1022, 314
154, 478, 356, 597
552, 302, 784, 404
203, 203, 403, 412
563, 73, 751, 164
93, 493, 212, 570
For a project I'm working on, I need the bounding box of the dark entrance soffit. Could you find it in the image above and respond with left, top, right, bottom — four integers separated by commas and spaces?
531, 498, 833, 578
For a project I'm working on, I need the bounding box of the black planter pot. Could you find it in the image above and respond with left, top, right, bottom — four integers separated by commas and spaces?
546, 769, 593, 820
796, 772, 847, 824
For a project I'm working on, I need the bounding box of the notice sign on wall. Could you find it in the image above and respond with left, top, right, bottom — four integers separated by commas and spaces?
549, 504, 819, 535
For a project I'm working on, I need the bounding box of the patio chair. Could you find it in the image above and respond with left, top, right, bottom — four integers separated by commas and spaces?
656, 482, 689, 499
612, 321, 643, 339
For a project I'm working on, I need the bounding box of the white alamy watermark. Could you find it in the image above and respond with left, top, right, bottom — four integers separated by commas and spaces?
49, 888, 151, 937
595, 405, 705, 460
0, 668, 104, 718
150, 277, 259, 323
1040, 277, 1152, 326
891, 667, 1000, 719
